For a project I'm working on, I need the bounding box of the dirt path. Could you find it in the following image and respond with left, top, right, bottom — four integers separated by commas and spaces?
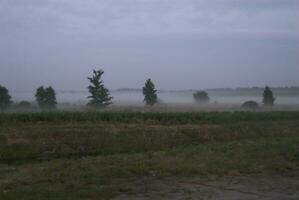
113, 172, 299, 200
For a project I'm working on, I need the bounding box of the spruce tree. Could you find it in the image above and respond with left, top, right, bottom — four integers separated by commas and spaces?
87, 69, 113, 108
142, 79, 158, 106
0, 85, 12, 112
263, 86, 275, 106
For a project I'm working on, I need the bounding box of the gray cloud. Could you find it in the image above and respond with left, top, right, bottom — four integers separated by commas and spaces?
0, 0, 298, 91
1, 0, 298, 37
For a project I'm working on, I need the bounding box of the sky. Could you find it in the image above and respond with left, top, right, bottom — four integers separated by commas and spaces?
0, 0, 298, 91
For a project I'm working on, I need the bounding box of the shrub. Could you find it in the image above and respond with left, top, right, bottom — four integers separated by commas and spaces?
193, 91, 210, 104
15, 101, 32, 110
242, 101, 259, 109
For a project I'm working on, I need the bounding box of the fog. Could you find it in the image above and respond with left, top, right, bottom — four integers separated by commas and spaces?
11, 89, 299, 106
1, 0, 299, 97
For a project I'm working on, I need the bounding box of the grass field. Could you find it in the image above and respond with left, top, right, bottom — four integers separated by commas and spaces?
0, 111, 299, 199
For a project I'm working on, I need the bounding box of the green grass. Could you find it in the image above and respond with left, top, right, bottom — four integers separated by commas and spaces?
1, 111, 299, 124
0, 111, 298, 199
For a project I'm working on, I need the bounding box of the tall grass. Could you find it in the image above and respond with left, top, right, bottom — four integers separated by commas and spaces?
1, 111, 299, 124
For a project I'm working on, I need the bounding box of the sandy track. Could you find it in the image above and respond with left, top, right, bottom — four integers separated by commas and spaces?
113, 173, 299, 200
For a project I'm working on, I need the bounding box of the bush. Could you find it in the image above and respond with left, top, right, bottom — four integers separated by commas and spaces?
242, 101, 259, 109
193, 91, 210, 104
15, 101, 33, 110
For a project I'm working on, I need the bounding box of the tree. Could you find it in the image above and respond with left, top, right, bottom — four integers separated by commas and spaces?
263, 86, 275, 106
35, 86, 46, 108
87, 69, 113, 108
193, 91, 210, 104
35, 86, 57, 110
45, 87, 57, 108
142, 79, 158, 106
0, 85, 12, 111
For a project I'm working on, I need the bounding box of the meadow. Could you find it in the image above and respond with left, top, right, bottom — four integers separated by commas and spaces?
0, 111, 299, 199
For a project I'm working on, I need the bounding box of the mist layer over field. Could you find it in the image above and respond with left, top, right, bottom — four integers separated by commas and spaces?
11, 88, 299, 106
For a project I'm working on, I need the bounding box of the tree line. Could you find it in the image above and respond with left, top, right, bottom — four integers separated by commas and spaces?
0, 69, 275, 111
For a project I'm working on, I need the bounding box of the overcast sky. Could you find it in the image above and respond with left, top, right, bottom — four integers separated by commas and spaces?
0, 0, 298, 91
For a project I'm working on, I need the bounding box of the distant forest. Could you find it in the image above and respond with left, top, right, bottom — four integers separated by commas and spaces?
116, 87, 299, 93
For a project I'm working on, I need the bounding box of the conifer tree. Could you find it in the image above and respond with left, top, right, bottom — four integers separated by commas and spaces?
142, 79, 158, 106
87, 69, 113, 108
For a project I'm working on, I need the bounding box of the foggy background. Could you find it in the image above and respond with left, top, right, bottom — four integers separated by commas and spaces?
0, 0, 298, 104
